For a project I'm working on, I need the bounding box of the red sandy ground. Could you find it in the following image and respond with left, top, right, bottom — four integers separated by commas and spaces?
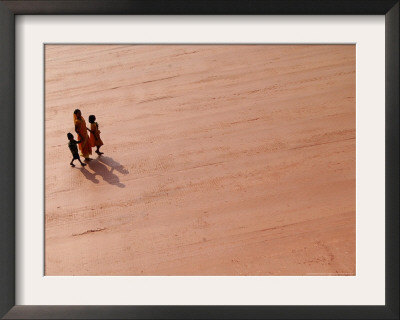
45, 45, 355, 275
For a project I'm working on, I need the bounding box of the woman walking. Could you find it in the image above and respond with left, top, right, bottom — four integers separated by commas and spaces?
73, 109, 92, 161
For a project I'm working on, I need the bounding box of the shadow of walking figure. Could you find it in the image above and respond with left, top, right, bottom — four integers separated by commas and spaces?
75, 166, 99, 184
96, 156, 130, 175
86, 156, 126, 188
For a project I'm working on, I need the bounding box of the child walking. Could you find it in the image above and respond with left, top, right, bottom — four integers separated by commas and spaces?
67, 133, 87, 167
88, 115, 104, 155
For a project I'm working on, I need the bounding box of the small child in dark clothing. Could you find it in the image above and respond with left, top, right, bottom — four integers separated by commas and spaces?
67, 133, 87, 167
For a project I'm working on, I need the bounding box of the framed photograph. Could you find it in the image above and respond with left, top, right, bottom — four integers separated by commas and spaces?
0, 0, 398, 319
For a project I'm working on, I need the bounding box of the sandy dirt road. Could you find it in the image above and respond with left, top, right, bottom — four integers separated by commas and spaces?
45, 45, 355, 275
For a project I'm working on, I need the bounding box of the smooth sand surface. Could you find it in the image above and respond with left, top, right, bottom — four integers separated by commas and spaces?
45, 45, 355, 275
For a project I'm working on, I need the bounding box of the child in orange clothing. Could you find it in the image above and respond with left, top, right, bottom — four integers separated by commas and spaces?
87, 115, 104, 155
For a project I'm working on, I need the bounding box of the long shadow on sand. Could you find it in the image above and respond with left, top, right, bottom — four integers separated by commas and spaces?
78, 167, 99, 184
96, 155, 129, 175
85, 156, 127, 188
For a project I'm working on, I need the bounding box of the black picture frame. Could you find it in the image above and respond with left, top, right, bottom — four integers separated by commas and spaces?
0, 1, 398, 319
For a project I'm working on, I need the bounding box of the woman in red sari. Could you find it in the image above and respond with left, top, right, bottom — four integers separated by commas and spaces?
73, 109, 92, 160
